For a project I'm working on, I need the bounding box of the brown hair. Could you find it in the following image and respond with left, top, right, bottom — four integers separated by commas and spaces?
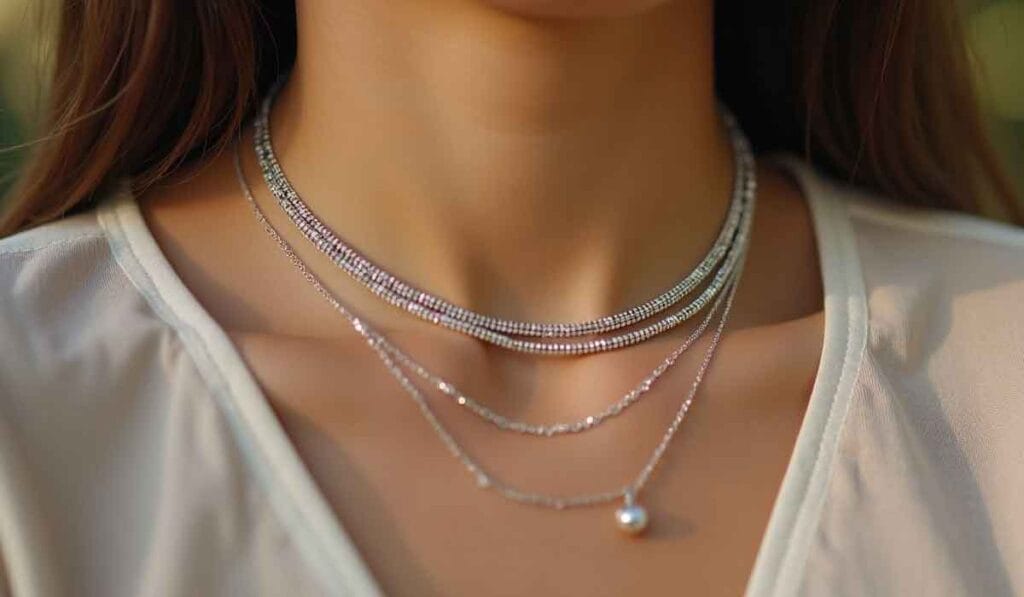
1, 0, 1020, 235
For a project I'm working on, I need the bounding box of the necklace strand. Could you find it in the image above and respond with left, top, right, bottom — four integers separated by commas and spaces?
239, 145, 734, 437
247, 120, 743, 435
235, 144, 749, 530
386, 276, 730, 436
252, 85, 755, 355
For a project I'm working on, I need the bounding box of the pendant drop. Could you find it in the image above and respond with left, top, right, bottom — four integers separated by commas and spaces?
614, 492, 649, 536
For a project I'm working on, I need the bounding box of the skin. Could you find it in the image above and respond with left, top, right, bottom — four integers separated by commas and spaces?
140, 0, 825, 595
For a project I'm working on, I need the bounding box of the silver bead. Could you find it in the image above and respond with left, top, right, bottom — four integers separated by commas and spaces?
614, 504, 649, 535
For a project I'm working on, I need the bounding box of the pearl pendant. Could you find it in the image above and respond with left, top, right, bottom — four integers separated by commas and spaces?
614, 494, 649, 536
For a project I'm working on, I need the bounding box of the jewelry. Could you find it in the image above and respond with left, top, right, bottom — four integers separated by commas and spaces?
252, 84, 755, 355
247, 127, 734, 436
386, 275, 730, 437
249, 100, 743, 435
235, 144, 749, 533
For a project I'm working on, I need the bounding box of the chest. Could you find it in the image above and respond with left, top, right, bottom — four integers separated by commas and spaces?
232, 316, 822, 597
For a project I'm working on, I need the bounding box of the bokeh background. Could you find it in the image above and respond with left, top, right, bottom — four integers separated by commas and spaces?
0, 1, 1021, 211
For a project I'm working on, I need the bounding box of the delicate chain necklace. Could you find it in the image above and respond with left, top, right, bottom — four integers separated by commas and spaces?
387, 281, 729, 437
242, 136, 738, 438
234, 139, 753, 534
252, 84, 755, 355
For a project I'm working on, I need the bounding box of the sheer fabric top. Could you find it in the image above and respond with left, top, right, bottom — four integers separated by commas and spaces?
0, 160, 1022, 596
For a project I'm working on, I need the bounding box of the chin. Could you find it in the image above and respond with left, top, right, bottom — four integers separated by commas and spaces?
481, 0, 675, 19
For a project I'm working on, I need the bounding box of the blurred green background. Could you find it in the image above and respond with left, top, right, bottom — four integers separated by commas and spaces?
0, 1, 1021, 208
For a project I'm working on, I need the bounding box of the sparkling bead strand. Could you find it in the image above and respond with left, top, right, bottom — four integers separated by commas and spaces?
255, 106, 748, 341
237, 145, 747, 529
383, 270, 732, 436
251, 83, 755, 352
254, 93, 746, 340
238, 86, 756, 533
237, 144, 746, 441
254, 132, 755, 355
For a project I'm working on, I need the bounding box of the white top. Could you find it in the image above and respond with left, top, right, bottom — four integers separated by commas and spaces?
0, 160, 1022, 597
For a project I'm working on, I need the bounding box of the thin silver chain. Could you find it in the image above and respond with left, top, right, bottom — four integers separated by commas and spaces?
386, 276, 730, 436
238, 143, 733, 437
235, 145, 749, 509
246, 118, 741, 436
252, 84, 755, 355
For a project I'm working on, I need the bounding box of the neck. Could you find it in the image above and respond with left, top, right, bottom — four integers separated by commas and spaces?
269, 0, 733, 322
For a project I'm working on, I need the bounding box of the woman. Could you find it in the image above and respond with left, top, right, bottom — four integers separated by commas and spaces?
0, 0, 1021, 595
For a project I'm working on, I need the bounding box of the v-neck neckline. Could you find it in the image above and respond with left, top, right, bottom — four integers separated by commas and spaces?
97, 156, 867, 597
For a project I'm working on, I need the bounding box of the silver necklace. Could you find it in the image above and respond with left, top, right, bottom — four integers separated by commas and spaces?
235, 145, 750, 534
238, 142, 735, 438
250, 102, 748, 435
252, 85, 755, 355
385, 275, 730, 437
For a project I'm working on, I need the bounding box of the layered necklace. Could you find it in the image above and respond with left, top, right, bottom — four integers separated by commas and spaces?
239, 85, 756, 536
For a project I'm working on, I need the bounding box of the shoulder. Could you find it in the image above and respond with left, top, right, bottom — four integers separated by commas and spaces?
0, 209, 108, 255
779, 156, 1022, 394
0, 206, 117, 330
844, 184, 1022, 320
784, 159, 1024, 315
0, 209, 116, 342
842, 187, 1024, 288
0, 192, 165, 400
789, 160, 1024, 394
790, 167, 1024, 587
841, 195, 1024, 362
0, 192, 197, 495
845, 187, 1023, 375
